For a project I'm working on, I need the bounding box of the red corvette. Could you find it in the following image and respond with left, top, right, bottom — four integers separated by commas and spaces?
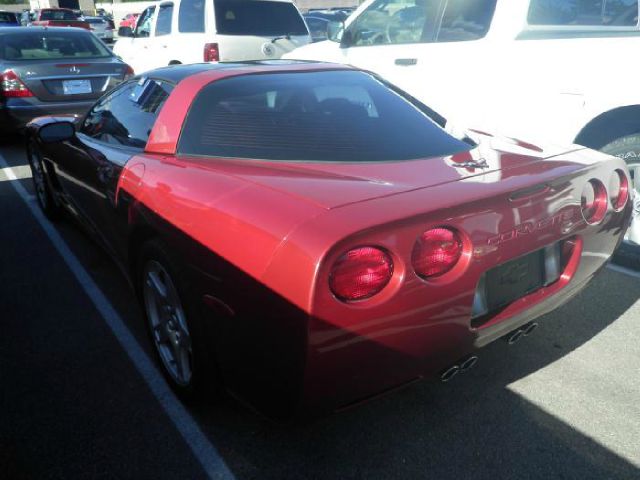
26, 61, 631, 419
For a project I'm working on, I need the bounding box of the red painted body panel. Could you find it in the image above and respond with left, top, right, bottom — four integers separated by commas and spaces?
54, 62, 629, 416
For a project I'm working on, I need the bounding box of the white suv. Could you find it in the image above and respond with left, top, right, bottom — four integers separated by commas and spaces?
286, 0, 640, 247
114, 0, 311, 74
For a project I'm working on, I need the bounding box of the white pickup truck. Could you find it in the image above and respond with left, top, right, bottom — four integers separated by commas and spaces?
286, 0, 640, 249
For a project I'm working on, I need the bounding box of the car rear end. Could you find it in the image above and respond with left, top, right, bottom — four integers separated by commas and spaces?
0, 28, 132, 131
85, 17, 114, 43
32, 9, 91, 30
205, 0, 310, 62
281, 145, 631, 414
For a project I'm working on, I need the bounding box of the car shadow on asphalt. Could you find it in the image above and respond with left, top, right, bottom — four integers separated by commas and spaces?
189, 264, 640, 480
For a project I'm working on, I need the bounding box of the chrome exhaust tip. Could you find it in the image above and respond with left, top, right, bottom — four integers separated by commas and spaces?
440, 365, 460, 383
459, 355, 479, 373
507, 329, 524, 345
522, 322, 539, 336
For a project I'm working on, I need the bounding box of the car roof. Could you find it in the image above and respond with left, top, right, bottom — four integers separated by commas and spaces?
0, 26, 90, 34
146, 60, 353, 84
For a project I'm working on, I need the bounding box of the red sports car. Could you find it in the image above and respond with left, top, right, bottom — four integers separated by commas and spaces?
26, 61, 631, 419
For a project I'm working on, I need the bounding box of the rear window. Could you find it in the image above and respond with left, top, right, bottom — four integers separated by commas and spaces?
40, 10, 77, 21
0, 31, 112, 60
0, 12, 17, 23
214, 0, 308, 36
178, 70, 470, 162
85, 18, 106, 25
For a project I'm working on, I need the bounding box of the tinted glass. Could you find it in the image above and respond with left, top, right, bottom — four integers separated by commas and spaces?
135, 6, 156, 37
0, 31, 112, 60
81, 79, 173, 149
528, 0, 639, 26
86, 18, 106, 25
346, 0, 441, 46
214, 0, 307, 36
156, 3, 173, 36
305, 16, 329, 40
40, 10, 77, 21
438, 0, 497, 41
179, 70, 469, 162
179, 0, 205, 32
0, 12, 18, 23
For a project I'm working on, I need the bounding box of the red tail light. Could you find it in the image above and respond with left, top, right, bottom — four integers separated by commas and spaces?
204, 43, 219, 62
581, 179, 607, 224
329, 247, 393, 302
0, 69, 34, 98
412, 228, 462, 279
609, 169, 629, 211
124, 64, 135, 79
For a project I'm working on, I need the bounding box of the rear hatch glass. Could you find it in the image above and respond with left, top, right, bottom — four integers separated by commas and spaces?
40, 10, 78, 21
0, 30, 111, 60
214, 0, 307, 36
0, 12, 18, 24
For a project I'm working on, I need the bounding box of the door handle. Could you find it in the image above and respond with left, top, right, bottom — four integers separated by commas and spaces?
395, 58, 417, 66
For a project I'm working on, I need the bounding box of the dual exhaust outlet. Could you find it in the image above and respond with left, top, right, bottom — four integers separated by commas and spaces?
439, 321, 539, 383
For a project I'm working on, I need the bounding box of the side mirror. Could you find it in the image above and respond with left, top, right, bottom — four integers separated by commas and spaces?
118, 26, 134, 37
38, 122, 75, 144
327, 21, 344, 43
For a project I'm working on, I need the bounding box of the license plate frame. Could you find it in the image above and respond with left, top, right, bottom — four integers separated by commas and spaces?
62, 79, 92, 95
485, 249, 545, 312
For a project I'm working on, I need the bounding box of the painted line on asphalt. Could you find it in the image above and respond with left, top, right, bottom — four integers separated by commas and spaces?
607, 263, 640, 280
0, 154, 235, 480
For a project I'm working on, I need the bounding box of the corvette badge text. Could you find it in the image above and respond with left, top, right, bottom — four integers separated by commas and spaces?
488, 210, 575, 245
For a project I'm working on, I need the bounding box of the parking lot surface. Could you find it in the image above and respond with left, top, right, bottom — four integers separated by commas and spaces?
1, 139, 639, 479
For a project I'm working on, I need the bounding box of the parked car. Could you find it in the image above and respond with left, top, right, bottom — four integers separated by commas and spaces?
114, 0, 311, 74
285, 0, 640, 251
119, 13, 139, 30
24, 61, 630, 418
30, 8, 91, 30
85, 16, 114, 43
0, 27, 133, 132
0, 11, 20, 27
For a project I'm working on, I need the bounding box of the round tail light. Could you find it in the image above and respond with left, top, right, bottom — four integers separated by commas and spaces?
609, 169, 629, 211
329, 247, 393, 302
581, 179, 608, 224
412, 228, 463, 279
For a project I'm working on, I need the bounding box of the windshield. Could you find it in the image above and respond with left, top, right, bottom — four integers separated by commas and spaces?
40, 10, 78, 21
214, 0, 308, 36
178, 70, 470, 162
0, 31, 112, 60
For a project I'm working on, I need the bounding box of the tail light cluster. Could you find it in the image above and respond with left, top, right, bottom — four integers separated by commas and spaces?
124, 64, 135, 80
0, 69, 33, 98
329, 228, 464, 303
204, 43, 220, 62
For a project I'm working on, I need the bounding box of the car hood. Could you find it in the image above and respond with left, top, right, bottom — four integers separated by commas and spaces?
179, 133, 585, 210
283, 40, 344, 63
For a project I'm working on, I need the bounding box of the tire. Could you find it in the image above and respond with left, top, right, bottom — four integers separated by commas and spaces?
27, 140, 61, 221
138, 239, 218, 399
600, 133, 640, 268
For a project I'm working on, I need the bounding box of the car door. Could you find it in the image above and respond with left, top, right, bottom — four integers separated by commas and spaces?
148, 2, 175, 69
115, 6, 157, 74
51, 79, 173, 259
338, 0, 499, 131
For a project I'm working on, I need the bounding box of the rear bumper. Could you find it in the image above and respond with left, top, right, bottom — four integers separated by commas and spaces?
0, 100, 93, 131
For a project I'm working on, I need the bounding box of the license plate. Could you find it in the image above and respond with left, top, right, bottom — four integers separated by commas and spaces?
63, 79, 91, 95
485, 249, 545, 311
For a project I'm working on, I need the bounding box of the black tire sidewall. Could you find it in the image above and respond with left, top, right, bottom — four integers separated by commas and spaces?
138, 239, 218, 399
27, 140, 60, 220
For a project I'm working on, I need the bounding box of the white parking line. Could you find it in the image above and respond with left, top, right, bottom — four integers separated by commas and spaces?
607, 263, 640, 280
0, 154, 235, 480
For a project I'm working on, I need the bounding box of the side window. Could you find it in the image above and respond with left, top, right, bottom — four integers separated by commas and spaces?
135, 6, 156, 37
345, 0, 442, 47
437, 0, 497, 42
156, 3, 174, 36
528, 0, 639, 27
81, 79, 173, 149
179, 0, 205, 33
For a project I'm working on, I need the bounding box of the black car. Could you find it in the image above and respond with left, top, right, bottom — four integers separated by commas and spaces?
0, 27, 133, 133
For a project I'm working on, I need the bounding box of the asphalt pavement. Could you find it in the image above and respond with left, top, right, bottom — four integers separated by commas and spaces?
1, 139, 639, 480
